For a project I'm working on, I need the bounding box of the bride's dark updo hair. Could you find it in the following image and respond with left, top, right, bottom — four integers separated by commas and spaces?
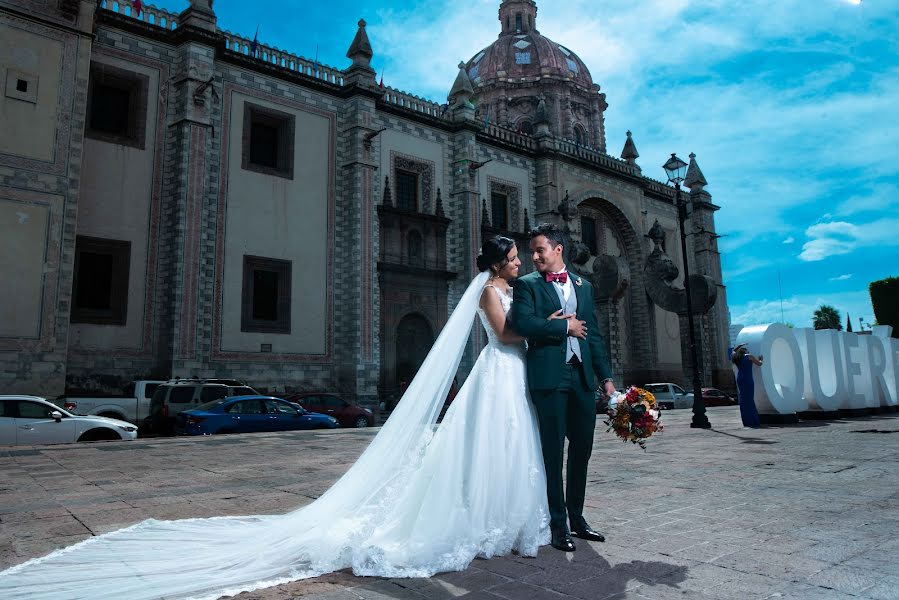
476, 236, 516, 273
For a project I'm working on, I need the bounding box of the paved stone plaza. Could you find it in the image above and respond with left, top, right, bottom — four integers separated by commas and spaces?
1, 407, 898, 599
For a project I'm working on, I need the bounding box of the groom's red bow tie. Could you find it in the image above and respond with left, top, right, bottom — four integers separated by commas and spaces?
545, 272, 568, 284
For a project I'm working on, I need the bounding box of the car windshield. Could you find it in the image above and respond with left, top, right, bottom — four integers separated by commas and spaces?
196, 399, 229, 411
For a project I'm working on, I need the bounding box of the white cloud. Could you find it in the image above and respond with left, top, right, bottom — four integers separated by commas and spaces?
783, 237, 795, 245
799, 218, 899, 262
829, 274, 853, 282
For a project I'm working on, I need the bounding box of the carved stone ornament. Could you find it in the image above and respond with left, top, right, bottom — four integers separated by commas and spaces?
643, 234, 717, 315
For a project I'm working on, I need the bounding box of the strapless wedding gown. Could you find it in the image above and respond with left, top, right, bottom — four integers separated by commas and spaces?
0, 283, 549, 600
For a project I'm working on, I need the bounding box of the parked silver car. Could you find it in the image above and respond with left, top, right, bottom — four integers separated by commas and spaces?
0, 396, 138, 446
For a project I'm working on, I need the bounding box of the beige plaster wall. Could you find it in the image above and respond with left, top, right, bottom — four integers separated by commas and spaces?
0, 197, 50, 337
69, 55, 159, 350
0, 23, 63, 162
221, 92, 331, 354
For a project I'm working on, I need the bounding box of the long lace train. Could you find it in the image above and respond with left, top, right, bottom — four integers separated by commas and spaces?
0, 273, 549, 600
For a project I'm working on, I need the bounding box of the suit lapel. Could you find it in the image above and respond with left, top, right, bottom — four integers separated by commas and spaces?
536, 273, 563, 311
570, 271, 586, 314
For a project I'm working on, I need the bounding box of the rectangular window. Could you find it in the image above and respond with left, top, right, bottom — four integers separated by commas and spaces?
85, 63, 149, 149
71, 236, 131, 325
242, 102, 295, 179
581, 217, 597, 254
395, 170, 418, 212
241, 255, 292, 334
515, 13, 523, 31
491, 192, 508, 230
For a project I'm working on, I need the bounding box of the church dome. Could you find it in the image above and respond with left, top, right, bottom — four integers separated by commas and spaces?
465, 1, 596, 92
459, 1, 608, 151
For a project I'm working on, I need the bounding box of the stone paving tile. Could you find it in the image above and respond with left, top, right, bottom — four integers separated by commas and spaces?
804, 564, 881, 595
765, 582, 870, 599
485, 580, 568, 599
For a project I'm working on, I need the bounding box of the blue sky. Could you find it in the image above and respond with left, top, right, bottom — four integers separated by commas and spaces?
150, 0, 897, 330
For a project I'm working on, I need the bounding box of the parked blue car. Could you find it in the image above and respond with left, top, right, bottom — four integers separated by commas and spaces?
174, 395, 339, 436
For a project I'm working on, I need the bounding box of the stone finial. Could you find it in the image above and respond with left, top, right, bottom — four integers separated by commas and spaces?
647, 219, 665, 251
481, 197, 491, 226
621, 130, 639, 165
534, 96, 552, 139
346, 19, 374, 66
535, 96, 549, 125
344, 18, 376, 85
382, 176, 393, 207
435, 187, 445, 217
557, 190, 576, 223
179, 0, 217, 30
448, 62, 475, 108
684, 152, 708, 192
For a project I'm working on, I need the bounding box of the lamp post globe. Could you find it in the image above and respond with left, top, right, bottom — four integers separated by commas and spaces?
664, 153, 711, 429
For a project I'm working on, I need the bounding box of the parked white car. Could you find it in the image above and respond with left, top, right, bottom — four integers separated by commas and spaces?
643, 383, 694, 410
0, 396, 138, 446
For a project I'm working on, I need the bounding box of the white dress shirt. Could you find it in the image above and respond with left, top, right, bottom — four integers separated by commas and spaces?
549, 268, 572, 331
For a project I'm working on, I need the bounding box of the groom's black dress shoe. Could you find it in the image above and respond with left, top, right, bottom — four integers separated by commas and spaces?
570, 518, 606, 542
550, 527, 576, 552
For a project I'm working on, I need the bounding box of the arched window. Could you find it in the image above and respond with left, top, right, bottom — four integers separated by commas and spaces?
518, 120, 534, 135
407, 230, 423, 266
573, 124, 588, 147
491, 192, 509, 230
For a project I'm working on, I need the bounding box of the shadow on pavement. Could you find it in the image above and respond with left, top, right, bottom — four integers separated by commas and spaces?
338, 538, 692, 599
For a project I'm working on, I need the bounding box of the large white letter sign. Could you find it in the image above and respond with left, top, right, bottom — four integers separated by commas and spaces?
841, 333, 869, 410
738, 323, 898, 416
868, 326, 896, 406
802, 328, 846, 411
738, 324, 807, 414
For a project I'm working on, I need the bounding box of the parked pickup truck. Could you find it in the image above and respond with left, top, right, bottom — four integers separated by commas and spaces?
643, 383, 694, 410
56, 380, 164, 425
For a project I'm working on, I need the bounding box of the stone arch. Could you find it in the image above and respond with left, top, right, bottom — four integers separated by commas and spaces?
573, 123, 588, 146
516, 119, 534, 135
574, 193, 655, 381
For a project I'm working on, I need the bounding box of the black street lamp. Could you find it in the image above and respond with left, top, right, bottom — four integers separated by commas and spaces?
663, 153, 711, 429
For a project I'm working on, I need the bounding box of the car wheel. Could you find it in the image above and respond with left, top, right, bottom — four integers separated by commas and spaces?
78, 428, 121, 442
353, 416, 369, 428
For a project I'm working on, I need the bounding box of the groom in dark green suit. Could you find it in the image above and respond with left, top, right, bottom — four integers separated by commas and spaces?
511, 223, 617, 552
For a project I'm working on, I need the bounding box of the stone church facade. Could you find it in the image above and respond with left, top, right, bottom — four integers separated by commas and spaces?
0, 0, 732, 403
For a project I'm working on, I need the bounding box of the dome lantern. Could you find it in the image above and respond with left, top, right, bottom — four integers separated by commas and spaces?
499, 0, 538, 36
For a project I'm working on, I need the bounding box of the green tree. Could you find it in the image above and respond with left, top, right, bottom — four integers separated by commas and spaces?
813, 305, 842, 330
869, 276, 899, 337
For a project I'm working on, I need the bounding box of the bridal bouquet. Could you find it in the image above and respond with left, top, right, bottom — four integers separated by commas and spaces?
604, 386, 662, 450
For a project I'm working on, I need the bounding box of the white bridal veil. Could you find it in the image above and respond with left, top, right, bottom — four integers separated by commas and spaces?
0, 272, 491, 600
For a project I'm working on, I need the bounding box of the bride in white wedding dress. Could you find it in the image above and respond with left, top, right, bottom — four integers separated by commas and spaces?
0, 237, 551, 600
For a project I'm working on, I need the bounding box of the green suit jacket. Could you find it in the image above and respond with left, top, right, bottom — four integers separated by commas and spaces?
510, 270, 613, 391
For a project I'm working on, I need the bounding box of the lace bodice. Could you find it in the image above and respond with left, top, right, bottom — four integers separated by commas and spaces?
477, 285, 516, 347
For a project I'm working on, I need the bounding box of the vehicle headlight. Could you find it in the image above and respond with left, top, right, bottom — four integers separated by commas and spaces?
118, 425, 137, 433
364, 408, 372, 414
328, 416, 338, 424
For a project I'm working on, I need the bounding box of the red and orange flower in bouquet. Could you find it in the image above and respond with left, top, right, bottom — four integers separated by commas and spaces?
604, 386, 663, 450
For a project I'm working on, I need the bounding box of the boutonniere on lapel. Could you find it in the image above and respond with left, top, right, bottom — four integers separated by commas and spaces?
574, 276, 583, 287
